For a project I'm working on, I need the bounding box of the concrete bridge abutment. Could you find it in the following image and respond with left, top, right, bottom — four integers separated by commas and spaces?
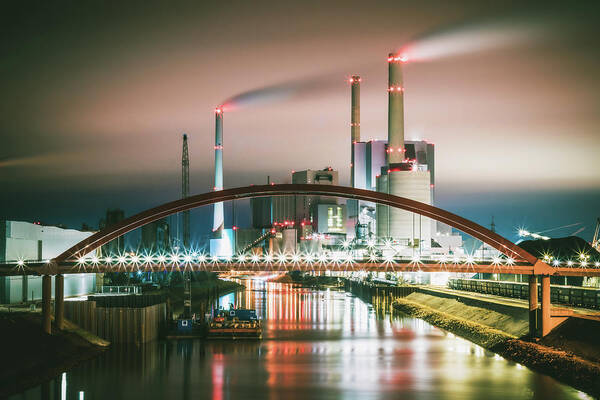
41, 273, 66, 334
528, 275, 538, 337
529, 274, 569, 338
42, 275, 52, 334
55, 274, 64, 330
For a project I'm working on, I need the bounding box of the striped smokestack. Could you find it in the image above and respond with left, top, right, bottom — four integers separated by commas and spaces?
350, 75, 360, 143
387, 53, 406, 165
213, 107, 224, 235
350, 75, 360, 187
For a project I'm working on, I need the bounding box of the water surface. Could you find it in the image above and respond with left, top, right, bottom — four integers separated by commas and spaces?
10, 281, 590, 399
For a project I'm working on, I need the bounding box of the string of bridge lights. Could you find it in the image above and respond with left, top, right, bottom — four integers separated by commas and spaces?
73, 252, 518, 266
11, 252, 518, 268
9, 251, 599, 269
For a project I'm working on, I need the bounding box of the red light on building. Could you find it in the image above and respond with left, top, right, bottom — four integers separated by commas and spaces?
270, 229, 276, 234
232, 226, 238, 231
215, 107, 222, 114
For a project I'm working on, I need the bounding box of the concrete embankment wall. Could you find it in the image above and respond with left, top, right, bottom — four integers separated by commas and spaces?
65, 299, 166, 344
405, 288, 529, 337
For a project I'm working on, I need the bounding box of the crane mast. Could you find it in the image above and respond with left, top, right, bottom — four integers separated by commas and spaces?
182, 134, 192, 318
182, 134, 190, 246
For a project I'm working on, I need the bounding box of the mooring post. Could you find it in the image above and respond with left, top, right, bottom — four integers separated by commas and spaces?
55, 274, 64, 330
541, 275, 551, 337
42, 274, 52, 334
528, 275, 538, 337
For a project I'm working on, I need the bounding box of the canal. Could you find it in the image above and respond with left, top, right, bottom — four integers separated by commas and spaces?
10, 281, 590, 399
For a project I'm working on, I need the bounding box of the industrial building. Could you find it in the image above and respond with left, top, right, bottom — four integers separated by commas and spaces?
271, 168, 340, 227
251, 196, 272, 229
99, 209, 125, 255
141, 218, 170, 253
0, 221, 97, 304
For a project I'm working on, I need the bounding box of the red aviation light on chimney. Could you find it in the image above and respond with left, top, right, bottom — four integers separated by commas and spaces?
215, 107, 223, 114
387, 86, 404, 92
387, 147, 406, 153
388, 54, 409, 63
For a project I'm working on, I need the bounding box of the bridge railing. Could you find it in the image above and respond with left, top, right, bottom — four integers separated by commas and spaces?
100, 285, 141, 294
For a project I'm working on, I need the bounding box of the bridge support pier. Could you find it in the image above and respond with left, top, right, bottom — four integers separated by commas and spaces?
541, 275, 552, 337
55, 274, 64, 330
42, 274, 52, 334
528, 275, 538, 337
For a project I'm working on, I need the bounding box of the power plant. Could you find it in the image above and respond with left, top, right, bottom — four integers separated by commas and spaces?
203, 50, 463, 266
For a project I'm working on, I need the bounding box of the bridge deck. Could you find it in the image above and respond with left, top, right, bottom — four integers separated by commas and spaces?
1, 261, 599, 277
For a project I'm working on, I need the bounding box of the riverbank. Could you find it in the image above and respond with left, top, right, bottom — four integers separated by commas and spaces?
393, 295, 600, 397
0, 311, 109, 398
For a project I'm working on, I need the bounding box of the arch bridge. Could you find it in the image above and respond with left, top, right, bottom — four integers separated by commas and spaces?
4, 184, 598, 337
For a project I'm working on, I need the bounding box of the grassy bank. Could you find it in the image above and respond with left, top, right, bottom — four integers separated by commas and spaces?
393, 297, 600, 397
0, 312, 109, 398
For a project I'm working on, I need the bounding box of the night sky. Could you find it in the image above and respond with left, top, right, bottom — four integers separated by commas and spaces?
1, 1, 599, 242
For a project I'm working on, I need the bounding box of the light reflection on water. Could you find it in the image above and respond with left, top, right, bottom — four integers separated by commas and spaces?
10, 281, 591, 400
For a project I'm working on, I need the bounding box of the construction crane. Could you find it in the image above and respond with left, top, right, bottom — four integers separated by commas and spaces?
182, 134, 190, 246
592, 218, 600, 252
181, 134, 192, 319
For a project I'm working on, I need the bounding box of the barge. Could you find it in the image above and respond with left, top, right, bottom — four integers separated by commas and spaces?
207, 306, 262, 339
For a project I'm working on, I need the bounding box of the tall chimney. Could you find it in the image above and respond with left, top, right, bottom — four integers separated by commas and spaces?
350, 75, 361, 187
387, 53, 405, 165
213, 107, 224, 236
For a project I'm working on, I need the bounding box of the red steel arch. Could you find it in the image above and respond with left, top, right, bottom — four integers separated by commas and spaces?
53, 184, 554, 274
